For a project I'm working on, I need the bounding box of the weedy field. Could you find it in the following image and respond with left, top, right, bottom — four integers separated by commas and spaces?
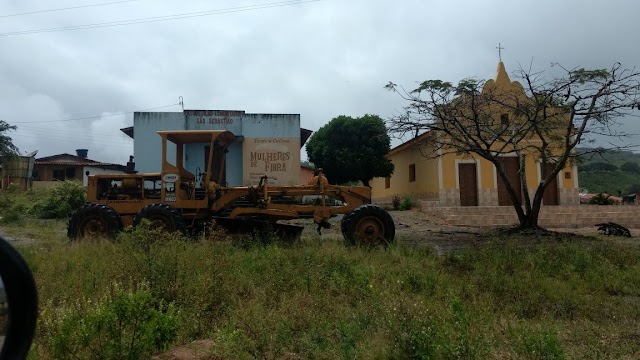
1, 185, 640, 359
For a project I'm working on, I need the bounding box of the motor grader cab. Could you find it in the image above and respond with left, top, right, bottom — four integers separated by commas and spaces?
68, 130, 395, 246
155, 130, 236, 203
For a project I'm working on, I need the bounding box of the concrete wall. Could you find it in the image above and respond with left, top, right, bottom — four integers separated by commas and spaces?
373, 148, 580, 206
82, 166, 126, 187
33, 165, 83, 182
371, 144, 439, 202
134, 112, 184, 174
428, 205, 640, 229
32, 180, 76, 189
241, 114, 300, 186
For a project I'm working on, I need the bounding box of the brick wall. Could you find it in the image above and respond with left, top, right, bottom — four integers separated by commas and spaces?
423, 205, 640, 229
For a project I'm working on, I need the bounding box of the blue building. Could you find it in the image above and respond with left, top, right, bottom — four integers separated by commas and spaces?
121, 110, 312, 186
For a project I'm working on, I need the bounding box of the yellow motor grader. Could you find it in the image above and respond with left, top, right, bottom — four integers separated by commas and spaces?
67, 130, 395, 246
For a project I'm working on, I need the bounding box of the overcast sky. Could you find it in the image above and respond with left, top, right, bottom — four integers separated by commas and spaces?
1, 0, 639, 163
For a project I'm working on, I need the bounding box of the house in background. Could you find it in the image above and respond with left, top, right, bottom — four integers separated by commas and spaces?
299, 163, 315, 185
371, 61, 580, 207
33, 149, 127, 188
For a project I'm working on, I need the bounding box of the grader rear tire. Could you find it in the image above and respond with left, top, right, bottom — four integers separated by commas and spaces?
67, 204, 123, 240
133, 204, 186, 233
341, 204, 395, 247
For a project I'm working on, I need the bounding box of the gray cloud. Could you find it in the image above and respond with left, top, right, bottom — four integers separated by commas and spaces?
1, 0, 640, 163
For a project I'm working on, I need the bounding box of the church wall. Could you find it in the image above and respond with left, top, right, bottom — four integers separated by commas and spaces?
370, 144, 439, 204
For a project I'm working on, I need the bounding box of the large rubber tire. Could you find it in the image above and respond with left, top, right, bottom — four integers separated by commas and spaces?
341, 204, 395, 247
67, 204, 123, 240
133, 204, 186, 233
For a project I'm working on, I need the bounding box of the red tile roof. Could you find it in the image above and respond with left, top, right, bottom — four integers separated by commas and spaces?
34, 161, 123, 166
35, 153, 125, 168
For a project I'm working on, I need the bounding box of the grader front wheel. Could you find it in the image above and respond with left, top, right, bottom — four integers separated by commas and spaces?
133, 204, 186, 233
341, 205, 395, 247
67, 204, 123, 240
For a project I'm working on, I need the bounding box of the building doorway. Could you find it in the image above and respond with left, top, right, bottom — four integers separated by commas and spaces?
458, 162, 479, 206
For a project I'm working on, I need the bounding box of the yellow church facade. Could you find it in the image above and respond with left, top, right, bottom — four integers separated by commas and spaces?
371, 62, 580, 206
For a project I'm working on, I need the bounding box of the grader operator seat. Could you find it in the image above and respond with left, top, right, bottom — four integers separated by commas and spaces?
157, 130, 237, 201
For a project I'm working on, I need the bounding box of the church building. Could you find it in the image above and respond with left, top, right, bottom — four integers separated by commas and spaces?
371, 62, 580, 206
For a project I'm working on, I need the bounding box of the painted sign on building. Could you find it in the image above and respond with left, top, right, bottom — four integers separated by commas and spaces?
243, 137, 300, 185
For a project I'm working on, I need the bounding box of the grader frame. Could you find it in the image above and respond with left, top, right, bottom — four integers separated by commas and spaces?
67, 130, 395, 245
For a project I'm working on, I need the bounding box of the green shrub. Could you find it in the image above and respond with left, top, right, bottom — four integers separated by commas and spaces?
32, 181, 86, 219
0, 195, 27, 225
391, 194, 401, 210
399, 193, 415, 210
39, 285, 178, 360
620, 161, 640, 174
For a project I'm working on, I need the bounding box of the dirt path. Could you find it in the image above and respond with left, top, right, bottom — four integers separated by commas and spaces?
285, 209, 487, 255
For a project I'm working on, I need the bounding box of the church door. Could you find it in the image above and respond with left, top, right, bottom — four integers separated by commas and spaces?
458, 163, 479, 206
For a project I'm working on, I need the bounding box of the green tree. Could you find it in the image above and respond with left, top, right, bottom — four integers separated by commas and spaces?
306, 114, 394, 187
620, 161, 640, 174
387, 62, 640, 230
0, 120, 18, 156
582, 162, 618, 172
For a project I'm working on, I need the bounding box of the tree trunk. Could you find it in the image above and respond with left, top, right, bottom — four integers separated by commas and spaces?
517, 190, 544, 230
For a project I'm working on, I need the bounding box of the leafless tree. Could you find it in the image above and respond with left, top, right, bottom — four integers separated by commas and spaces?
386, 63, 640, 229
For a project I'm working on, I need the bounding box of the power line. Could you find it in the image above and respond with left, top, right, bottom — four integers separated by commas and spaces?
6, 103, 179, 124
0, 0, 141, 18
15, 131, 133, 145
15, 127, 134, 144
0, 0, 323, 37
16, 127, 133, 143
15, 133, 133, 149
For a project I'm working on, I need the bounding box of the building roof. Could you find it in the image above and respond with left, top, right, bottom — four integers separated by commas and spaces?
35, 153, 125, 168
300, 128, 313, 147
388, 131, 433, 156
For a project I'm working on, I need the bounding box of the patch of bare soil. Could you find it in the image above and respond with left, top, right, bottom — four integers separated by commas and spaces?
390, 209, 487, 254
282, 209, 488, 254
0, 229, 37, 247
285, 208, 640, 254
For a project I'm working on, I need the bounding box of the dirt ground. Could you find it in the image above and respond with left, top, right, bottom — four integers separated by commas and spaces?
278, 209, 485, 255
284, 207, 640, 255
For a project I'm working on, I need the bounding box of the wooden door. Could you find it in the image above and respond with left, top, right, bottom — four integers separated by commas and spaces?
497, 157, 522, 206
542, 163, 559, 205
458, 163, 478, 206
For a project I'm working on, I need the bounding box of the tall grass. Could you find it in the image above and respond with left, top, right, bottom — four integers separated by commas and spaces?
14, 222, 640, 359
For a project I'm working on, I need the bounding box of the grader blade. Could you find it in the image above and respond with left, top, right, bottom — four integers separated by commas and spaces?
212, 217, 304, 243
